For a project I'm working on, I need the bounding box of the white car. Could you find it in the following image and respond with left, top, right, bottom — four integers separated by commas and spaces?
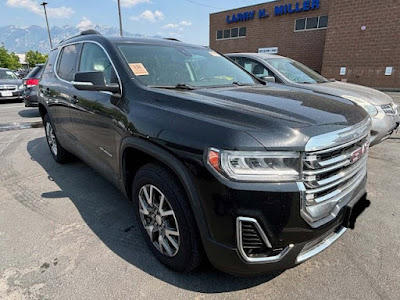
227, 53, 400, 146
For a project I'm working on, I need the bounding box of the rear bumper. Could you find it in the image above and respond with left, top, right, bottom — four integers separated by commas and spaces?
24, 93, 39, 107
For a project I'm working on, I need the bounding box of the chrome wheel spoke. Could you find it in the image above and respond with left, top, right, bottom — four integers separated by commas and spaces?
144, 224, 155, 241
138, 195, 151, 215
160, 209, 174, 217
158, 235, 174, 256
166, 233, 179, 250
165, 228, 179, 237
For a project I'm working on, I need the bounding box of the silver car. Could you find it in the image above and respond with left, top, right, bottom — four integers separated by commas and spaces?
227, 53, 400, 146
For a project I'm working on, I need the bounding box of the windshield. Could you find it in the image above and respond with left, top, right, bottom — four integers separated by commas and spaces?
0, 70, 18, 80
266, 58, 328, 84
117, 44, 257, 88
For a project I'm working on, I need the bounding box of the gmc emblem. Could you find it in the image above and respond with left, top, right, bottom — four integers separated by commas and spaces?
350, 141, 370, 164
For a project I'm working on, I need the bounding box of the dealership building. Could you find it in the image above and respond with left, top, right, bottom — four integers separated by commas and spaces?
210, 0, 400, 89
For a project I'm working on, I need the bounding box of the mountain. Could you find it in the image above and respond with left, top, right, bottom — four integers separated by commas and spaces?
0, 25, 158, 54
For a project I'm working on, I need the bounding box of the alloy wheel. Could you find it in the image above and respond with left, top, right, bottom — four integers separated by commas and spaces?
45, 122, 58, 156
138, 184, 180, 257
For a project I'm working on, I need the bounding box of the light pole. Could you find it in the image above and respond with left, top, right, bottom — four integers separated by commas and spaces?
40, 2, 53, 49
117, 0, 123, 37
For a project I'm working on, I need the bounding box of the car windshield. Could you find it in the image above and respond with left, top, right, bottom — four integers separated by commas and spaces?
0, 70, 18, 80
266, 58, 328, 84
117, 43, 257, 88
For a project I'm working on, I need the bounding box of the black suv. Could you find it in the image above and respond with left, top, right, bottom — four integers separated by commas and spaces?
38, 30, 371, 276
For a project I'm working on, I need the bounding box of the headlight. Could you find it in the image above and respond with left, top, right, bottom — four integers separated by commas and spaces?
207, 148, 301, 182
18, 84, 24, 90
341, 95, 378, 117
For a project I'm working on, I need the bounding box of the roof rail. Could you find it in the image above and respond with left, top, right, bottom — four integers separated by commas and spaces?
163, 38, 181, 42
59, 29, 101, 44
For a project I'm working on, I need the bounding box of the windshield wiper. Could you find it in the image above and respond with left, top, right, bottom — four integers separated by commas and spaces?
148, 83, 195, 90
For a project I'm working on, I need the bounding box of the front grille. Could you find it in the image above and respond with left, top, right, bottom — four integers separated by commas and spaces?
381, 103, 398, 115
0, 85, 17, 91
301, 134, 369, 228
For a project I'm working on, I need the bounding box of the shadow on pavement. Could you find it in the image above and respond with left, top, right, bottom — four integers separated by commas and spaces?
27, 137, 281, 293
18, 108, 40, 118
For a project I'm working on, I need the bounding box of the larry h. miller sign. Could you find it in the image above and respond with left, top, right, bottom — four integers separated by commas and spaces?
226, 0, 320, 24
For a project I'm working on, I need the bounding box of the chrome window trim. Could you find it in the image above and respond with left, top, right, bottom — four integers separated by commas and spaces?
296, 226, 347, 263
305, 118, 372, 152
54, 40, 123, 96
236, 216, 293, 264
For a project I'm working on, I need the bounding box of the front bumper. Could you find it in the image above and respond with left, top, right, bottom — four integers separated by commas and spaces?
194, 171, 367, 276
370, 112, 400, 146
0, 90, 23, 101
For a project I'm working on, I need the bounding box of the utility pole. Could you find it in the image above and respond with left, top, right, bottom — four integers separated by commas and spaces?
117, 0, 123, 37
40, 2, 53, 49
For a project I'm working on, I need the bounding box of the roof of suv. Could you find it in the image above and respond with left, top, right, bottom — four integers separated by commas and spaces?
58, 31, 204, 49
226, 53, 286, 60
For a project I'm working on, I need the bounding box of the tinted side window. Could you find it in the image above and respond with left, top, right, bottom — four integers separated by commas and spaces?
236, 58, 274, 77
57, 44, 81, 82
42, 50, 58, 76
79, 43, 117, 85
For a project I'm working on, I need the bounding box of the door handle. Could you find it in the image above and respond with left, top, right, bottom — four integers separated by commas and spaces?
71, 95, 79, 104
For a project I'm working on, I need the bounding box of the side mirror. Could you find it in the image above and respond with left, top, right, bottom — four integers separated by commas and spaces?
72, 71, 120, 94
260, 76, 276, 83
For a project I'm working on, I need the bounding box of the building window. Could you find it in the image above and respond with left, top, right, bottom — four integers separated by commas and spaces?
295, 19, 306, 31
319, 16, 328, 28
295, 16, 328, 32
306, 17, 318, 29
239, 27, 246, 37
216, 27, 246, 40
231, 28, 238, 38
223, 29, 230, 39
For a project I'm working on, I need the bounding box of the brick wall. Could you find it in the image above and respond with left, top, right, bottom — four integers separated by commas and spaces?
210, 0, 331, 72
321, 0, 400, 89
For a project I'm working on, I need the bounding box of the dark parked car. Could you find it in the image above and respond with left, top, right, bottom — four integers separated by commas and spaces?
38, 30, 371, 276
0, 68, 24, 102
23, 64, 44, 107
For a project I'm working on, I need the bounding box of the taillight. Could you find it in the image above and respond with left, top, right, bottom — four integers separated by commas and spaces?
26, 79, 39, 87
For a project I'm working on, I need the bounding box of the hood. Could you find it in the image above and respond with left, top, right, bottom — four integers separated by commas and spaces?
188, 84, 366, 127
301, 81, 393, 106
0, 79, 22, 86
145, 84, 369, 150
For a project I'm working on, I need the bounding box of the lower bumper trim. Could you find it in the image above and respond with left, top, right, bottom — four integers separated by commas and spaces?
296, 226, 347, 263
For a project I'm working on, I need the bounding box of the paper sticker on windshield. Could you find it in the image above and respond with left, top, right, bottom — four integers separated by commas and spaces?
209, 51, 221, 57
129, 63, 149, 76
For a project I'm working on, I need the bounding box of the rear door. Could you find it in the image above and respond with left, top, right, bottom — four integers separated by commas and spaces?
70, 42, 121, 176
51, 43, 82, 145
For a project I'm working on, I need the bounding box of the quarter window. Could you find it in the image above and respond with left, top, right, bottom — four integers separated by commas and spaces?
57, 44, 81, 82
79, 43, 118, 85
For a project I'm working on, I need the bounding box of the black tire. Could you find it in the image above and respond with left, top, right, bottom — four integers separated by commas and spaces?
132, 163, 203, 272
43, 114, 71, 163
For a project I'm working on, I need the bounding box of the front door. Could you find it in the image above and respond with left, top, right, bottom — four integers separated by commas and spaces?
70, 42, 122, 176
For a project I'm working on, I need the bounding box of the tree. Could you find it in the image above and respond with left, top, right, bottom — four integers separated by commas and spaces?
25, 50, 47, 67
0, 46, 21, 69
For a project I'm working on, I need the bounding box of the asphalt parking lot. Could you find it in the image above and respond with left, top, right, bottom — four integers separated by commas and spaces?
0, 94, 399, 300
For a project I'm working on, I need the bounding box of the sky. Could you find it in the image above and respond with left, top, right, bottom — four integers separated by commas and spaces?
0, 0, 275, 45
